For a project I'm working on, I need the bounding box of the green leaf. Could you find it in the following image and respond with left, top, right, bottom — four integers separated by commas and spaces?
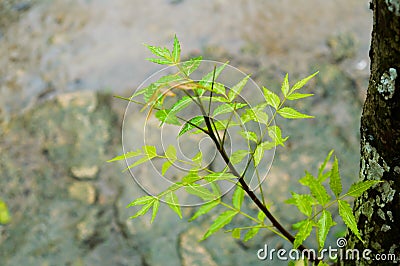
204, 172, 237, 182
125, 156, 153, 171
252, 103, 269, 124
290, 71, 319, 93
232, 186, 245, 210
192, 151, 202, 166
281, 73, 290, 97
289, 193, 314, 217
144, 44, 171, 59
213, 103, 247, 117
189, 200, 220, 222
182, 170, 201, 184
300, 172, 331, 205
228, 75, 250, 102
129, 201, 155, 219
155, 109, 181, 126
181, 56, 202, 76
345, 180, 381, 198
162, 160, 173, 175
239, 130, 258, 143
253, 143, 264, 167
107, 149, 142, 162
126, 195, 155, 207
268, 125, 288, 146
317, 210, 335, 249
154, 73, 182, 87
338, 200, 361, 240
178, 116, 204, 137
329, 156, 342, 197
185, 184, 215, 200
0, 200, 11, 224
263, 86, 280, 109
146, 57, 172, 65
165, 191, 182, 219
232, 228, 241, 239
165, 145, 177, 161
151, 199, 160, 223
172, 35, 180, 63
142, 84, 159, 103
257, 210, 266, 222
198, 62, 228, 95
287, 92, 314, 100
170, 96, 192, 114
202, 210, 238, 240
277, 107, 314, 119
318, 150, 334, 182
144, 145, 157, 158
294, 219, 313, 249
229, 150, 249, 164
244, 227, 260, 242
261, 141, 276, 151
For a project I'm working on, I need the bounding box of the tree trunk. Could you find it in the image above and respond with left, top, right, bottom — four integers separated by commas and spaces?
344, 0, 400, 265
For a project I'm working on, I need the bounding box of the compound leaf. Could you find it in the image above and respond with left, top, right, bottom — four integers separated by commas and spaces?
278, 107, 313, 119
202, 210, 238, 240
345, 180, 381, 198
329, 156, 342, 198
172, 35, 181, 63
232, 186, 245, 210
294, 219, 313, 249
317, 210, 335, 249
228, 75, 250, 102
189, 200, 220, 222
244, 227, 260, 242
178, 116, 204, 137
263, 86, 280, 109
338, 200, 361, 241
165, 191, 182, 219
290, 71, 318, 93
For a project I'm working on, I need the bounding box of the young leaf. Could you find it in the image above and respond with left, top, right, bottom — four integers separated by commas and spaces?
146, 57, 172, 65
202, 210, 238, 240
263, 86, 280, 109
287, 92, 314, 101
107, 149, 142, 162
232, 228, 241, 239
300, 172, 331, 205
268, 126, 288, 146
253, 143, 264, 167
185, 184, 215, 201
318, 150, 334, 182
144, 44, 171, 59
277, 107, 314, 119
181, 56, 202, 76
144, 145, 157, 158
317, 210, 335, 249
289, 193, 314, 217
126, 195, 155, 207
165, 145, 177, 161
165, 191, 182, 219
129, 201, 154, 219
329, 156, 342, 198
178, 116, 204, 137
198, 62, 228, 95
281, 73, 290, 97
192, 151, 202, 166
125, 156, 153, 171
290, 71, 319, 93
257, 210, 266, 222
244, 227, 260, 242
172, 35, 180, 63
204, 172, 237, 182
182, 170, 201, 184
338, 200, 361, 240
151, 199, 160, 223
294, 219, 313, 249
228, 75, 250, 102
212, 103, 247, 117
162, 160, 173, 175
229, 150, 249, 164
239, 130, 258, 143
252, 103, 269, 124
155, 109, 181, 126
189, 200, 220, 222
170, 96, 192, 114
232, 186, 245, 210
344, 180, 381, 198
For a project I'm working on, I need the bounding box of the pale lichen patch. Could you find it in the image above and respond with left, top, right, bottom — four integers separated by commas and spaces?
378, 181, 395, 203
394, 166, 400, 174
386, 0, 400, 16
377, 208, 386, 220
361, 138, 390, 181
377, 67, 397, 100
381, 224, 391, 232
387, 211, 394, 222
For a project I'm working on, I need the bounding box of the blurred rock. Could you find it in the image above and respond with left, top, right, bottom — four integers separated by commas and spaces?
68, 181, 97, 204
327, 33, 358, 62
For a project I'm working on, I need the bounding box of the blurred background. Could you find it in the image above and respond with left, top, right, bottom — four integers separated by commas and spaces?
0, 0, 371, 265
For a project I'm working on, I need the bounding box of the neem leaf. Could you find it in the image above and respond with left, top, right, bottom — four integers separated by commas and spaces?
165, 191, 182, 219
277, 107, 314, 119
232, 186, 245, 210
281, 73, 290, 97
178, 116, 204, 137
287, 92, 314, 101
263, 86, 280, 109
318, 150, 334, 182
290, 71, 319, 93
228, 75, 250, 102
185, 184, 215, 201
182, 56, 202, 76
107, 149, 142, 162
189, 200, 220, 222
300, 172, 331, 205
204, 172, 237, 182
151, 199, 160, 223
294, 219, 313, 249
202, 210, 238, 240
338, 200, 361, 241
172, 35, 181, 63
317, 210, 335, 249
229, 150, 249, 165
239, 130, 258, 143
345, 180, 381, 198
329, 156, 342, 198
244, 227, 260, 242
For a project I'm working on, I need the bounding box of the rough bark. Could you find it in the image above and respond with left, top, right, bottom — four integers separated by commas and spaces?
343, 0, 400, 265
